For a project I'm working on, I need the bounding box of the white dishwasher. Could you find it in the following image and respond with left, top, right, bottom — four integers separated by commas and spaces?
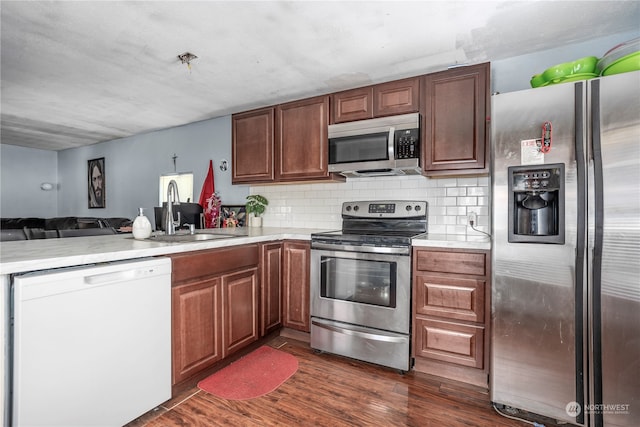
11, 257, 172, 427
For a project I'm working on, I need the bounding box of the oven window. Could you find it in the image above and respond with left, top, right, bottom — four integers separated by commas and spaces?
329, 132, 389, 164
320, 256, 396, 308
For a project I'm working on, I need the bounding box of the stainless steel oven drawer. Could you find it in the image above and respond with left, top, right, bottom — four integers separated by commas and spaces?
310, 317, 410, 371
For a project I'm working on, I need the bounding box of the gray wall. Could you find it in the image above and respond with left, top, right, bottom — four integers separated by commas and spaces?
55, 116, 248, 228
1, 31, 637, 222
0, 144, 58, 217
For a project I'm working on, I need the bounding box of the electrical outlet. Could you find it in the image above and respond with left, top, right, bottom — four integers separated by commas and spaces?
468, 211, 477, 226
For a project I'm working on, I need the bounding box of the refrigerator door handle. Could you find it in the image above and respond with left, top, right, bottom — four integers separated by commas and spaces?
574, 81, 587, 426
590, 78, 604, 427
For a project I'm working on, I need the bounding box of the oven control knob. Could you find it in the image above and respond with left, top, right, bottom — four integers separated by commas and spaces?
353, 205, 359, 211
415, 205, 422, 211
405, 205, 412, 211
345, 205, 352, 212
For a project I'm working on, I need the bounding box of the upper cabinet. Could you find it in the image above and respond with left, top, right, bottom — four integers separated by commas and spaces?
232, 64, 490, 182
420, 63, 490, 176
232, 107, 274, 183
331, 87, 372, 123
331, 77, 420, 124
232, 95, 341, 184
276, 95, 331, 181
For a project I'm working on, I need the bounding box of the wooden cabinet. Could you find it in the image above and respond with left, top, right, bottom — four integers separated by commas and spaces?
276, 96, 331, 181
282, 240, 310, 332
232, 96, 341, 184
171, 277, 223, 385
232, 107, 274, 183
331, 86, 372, 123
222, 267, 259, 357
170, 245, 259, 385
260, 242, 283, 336
232, 65, 491, 181
331, 77, 419, 123
421, 62, 490, 176
412, 248, 491, 388
373, 77, 420, 118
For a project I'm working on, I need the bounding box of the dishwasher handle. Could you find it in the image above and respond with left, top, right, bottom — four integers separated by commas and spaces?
84, 269, 137, 285
84, 264, 168, 285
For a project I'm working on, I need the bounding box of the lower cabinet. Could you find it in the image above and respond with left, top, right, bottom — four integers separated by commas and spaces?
222, 268, 259, 357
412, 248, 491, 388
170, 245, 259, 386
282, 240, 311, 332
171, 276, 223, 385
260, 242, 283, 336
170, 240, 311, 386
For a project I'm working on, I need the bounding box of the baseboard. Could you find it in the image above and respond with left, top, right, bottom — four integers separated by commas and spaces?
413, 357, 488, 390
279, 327, 310, 343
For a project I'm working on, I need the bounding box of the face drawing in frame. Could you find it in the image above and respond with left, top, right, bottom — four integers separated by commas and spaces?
88, 157, 105, 208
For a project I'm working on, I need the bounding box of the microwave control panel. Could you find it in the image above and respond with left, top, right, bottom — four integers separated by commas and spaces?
395, 128, 419, 159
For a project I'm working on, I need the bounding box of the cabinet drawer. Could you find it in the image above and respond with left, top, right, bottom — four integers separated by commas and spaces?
415, 274, 485, 322
171, 244, 259, 284
414, 317, 484, 368
415, 250, 486, 276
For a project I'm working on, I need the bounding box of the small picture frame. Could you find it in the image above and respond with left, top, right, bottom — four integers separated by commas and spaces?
88, 157, 105, 208
219, 205, 246, 228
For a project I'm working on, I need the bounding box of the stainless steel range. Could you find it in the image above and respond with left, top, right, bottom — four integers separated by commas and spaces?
310, 200, 427, 371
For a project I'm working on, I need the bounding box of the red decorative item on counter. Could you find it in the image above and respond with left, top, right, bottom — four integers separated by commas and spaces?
198, 160, 220, 228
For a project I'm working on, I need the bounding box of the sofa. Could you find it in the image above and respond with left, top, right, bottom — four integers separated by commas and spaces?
0, 217, 132, 241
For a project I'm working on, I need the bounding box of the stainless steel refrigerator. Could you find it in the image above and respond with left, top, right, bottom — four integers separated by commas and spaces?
491, 70, 639, 427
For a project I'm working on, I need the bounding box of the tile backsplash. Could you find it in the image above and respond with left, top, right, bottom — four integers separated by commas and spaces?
250, 175, 490, 235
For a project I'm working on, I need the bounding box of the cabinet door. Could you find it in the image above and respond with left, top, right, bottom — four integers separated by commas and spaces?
373, 77, 419, 117
232, 107, 274, 183
276, 96, 330, 181
172, 278, 222, 385
282, 241, 310, 332
260, 242, 283, 336
331, 86, 373, 123
421, 62, 489, 175
222, 268, 259, 357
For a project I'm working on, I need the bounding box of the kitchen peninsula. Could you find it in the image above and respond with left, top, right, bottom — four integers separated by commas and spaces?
0, 228, 490, 275
1, 228, 490, 425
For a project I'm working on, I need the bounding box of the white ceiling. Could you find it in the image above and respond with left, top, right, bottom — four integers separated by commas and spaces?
1, 1, 639, 151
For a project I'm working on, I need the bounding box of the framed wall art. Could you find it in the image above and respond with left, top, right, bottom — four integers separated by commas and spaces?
219, 205, 246, 228
88, 157, 105, 208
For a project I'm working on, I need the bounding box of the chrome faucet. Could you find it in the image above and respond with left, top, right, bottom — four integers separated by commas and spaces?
164, 180, 181, 235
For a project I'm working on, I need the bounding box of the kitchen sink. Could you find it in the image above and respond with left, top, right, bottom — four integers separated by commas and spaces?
146, 232, 243, 243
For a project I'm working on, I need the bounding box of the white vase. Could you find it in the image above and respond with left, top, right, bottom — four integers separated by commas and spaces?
250, 216, 263, 228
132, 208, 152, 239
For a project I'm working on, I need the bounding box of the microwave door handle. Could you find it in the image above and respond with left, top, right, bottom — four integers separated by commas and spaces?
387, 126, 395, 159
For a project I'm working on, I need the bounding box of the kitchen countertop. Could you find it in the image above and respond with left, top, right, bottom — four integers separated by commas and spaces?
411, 233, 491, 250
0, 228, 491, 275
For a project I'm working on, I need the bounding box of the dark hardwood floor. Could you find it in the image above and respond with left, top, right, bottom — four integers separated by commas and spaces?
129, 337, 559, 426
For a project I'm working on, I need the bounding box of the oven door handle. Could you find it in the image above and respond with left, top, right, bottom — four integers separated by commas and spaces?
311, 242, 410, 255
311, 319, 407, 343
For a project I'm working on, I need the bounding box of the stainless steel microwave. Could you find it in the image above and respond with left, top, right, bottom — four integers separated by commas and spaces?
327, 113, 421, 178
